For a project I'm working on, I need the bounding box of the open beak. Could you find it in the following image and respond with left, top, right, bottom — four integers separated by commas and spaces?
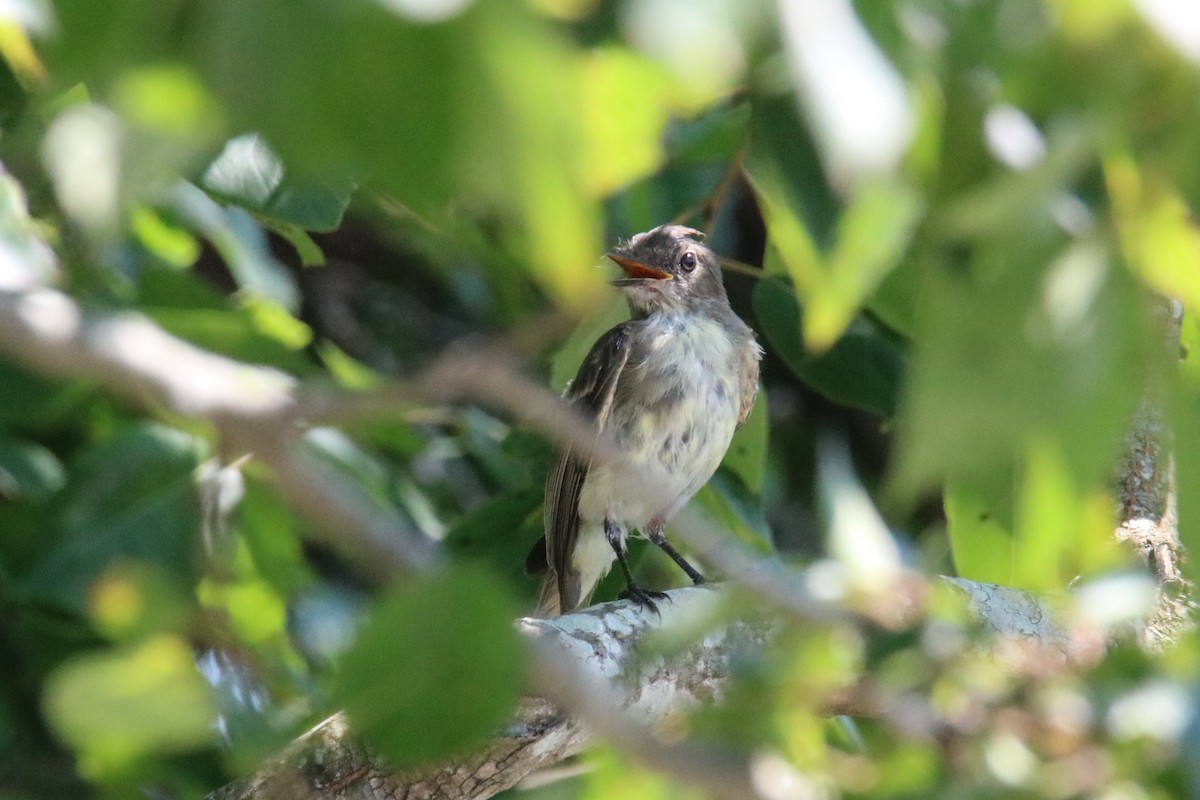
608, 254, 673, 287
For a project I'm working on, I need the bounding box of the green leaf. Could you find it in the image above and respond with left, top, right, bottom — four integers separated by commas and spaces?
335, 564, 524, 768
692, 470, 772, 554
945, 441, 1124, 591
238, 477, 314, 598
892, 240, 1150, 498
201, 133, 353, 232
444, 487, 543, 582
146, 307, 314, 375
171, 181, 300, 312
944, 477, 1015, 586
0, 361, 92, 429
196, 0, 605, 310
20, 423, 204, 612
43, 634, 215, 780
0, 438, 65, 502
753, 277, 906, 416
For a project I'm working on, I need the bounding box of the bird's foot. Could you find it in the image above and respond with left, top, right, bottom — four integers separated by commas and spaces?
619, 583, 671, 614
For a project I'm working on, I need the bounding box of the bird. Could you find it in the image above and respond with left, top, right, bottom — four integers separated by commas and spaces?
525, 224, 761, 616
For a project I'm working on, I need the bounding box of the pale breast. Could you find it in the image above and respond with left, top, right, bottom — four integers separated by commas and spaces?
577, 314, 744, 528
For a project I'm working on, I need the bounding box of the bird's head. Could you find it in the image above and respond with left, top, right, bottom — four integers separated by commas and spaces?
607, 224, 728, 316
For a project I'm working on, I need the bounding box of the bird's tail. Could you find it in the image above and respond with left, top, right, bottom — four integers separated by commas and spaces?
533, 572, 563, 618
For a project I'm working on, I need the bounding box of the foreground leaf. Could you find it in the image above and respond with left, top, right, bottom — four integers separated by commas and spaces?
335, 564, 524, 768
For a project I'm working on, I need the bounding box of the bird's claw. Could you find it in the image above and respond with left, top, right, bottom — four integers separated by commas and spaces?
620, 583, 671, 614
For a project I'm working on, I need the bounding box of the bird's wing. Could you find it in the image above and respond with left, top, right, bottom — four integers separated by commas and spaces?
528, 322, 634, 613
736, 337, 762, 426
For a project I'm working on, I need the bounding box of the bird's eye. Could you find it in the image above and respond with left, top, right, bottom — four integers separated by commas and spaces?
679, 252, 697, 273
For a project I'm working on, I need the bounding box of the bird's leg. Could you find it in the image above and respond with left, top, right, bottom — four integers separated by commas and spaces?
605, 516, 669, 612
646, 516, 706, 585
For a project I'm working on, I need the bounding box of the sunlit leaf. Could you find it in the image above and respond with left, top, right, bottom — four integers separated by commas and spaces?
112, 63, 222, 140
892, 240, 1149, 498
580, 47, 676, 194
944, 477, 1015, 586
335, 564, 524, 767
1012, 436, 1122, 591
1106, 152, 1200, 311
131, 205, 200, 269
43, 635, 215, 779
808, 179, 921, 347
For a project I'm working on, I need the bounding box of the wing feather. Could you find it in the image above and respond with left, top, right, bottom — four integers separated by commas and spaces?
533, 323, 634, 613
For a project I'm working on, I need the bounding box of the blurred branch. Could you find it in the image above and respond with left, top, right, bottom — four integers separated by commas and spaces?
206, 587, 812, 800
0, 288, 439, 583
206, 578, 1105, 800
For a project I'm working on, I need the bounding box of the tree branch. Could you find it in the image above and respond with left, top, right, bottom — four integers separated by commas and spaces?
205, 587, 797, 800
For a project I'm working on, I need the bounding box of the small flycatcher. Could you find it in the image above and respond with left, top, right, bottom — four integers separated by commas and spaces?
527, 224, 761, 616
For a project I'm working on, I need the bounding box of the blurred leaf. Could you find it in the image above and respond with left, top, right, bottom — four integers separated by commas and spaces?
111, 62, 222, 141
444, 487, 542, 580
666, 100, 751, 165
947, 437, 1125, 592
146, 307, 314, 374
580, 47, 676, 194
0, 164, 59, 288
932, 124, 1096, 239
0, 361, 91, 429
171, 181, 300, 312
692, 470, 772, 553
41, 0, 186, 90
1012, 436, 1122, 591
747, 95, 919, 349
867, 256, 922, 339
201, 133, 353, 232
944, 477, 1016, 586
131, 205, 200, 269
238, 477, 314, 598
0, 437, 65, 501
20, 423, 204, 612
267, 221, 326, 266
582, 748, 704, 800
893, 240, 1150, 498
316, 341, 385, 391
810, 179, 922, 347
43, 634, 215, 779
197, 0, 604, 308
199, 576, 288, 645
0, 13, 47, 85
240, 294, 312, 350
88, 561, 194, 641
1106, 153, 1200, 312
335, 564, 524, 767
753, 277, 906, 416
